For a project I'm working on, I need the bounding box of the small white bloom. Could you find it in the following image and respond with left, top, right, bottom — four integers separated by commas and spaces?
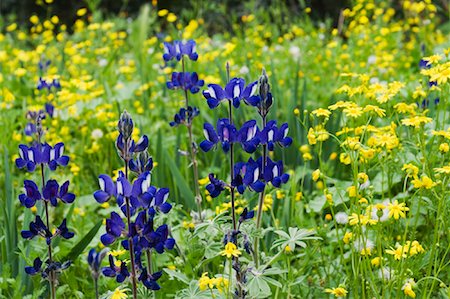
239, 66, 249, 75
91, 129, 104, 140
289, 46, 300, 60
335, 212, 349, 224
367, 55, 377, 65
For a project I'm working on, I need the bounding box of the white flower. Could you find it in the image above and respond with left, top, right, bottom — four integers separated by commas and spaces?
98, 59, 107, 67
367, 55, 377, 65
378, 267, 393, 280
335, 212, 348, 224
289, 46, 301, 60
239, 66, 249, 75
353, 238, 374, 252
91, 129, 104, 140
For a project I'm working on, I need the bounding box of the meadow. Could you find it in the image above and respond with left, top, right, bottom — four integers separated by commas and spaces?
1, 0, 450, 298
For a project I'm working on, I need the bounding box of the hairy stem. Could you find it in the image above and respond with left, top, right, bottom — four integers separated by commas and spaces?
253, 115, 267, 268
41, 164, 56, 299
182, 57, 203, 221
124, 159, 138, 299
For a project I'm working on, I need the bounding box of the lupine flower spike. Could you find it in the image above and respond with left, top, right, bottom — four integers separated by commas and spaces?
94, 111, 175, 299
16, 104, 75, 299
163, 39, 204, 221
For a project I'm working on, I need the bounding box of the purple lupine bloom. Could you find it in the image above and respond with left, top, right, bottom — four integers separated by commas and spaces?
15, 144, 51, 172
166, 72, 204, 94
129, 151, 154, 174
139, 269, 163, 290
238, 207, 255, 224
163, 40, 198, 62
259, 121, 292, 151
21, 215, 52, 245
116, 134, 149, 158
42, 179, 75, 206
203, 78, 257, 109
263, 158, 290, 188
25, 257, 43, 275
102, 255, 130, 283
45, 103, 54, 117
169, 106, 200, 127
206, 173, 226, 198
101, 212, 126, 245
232, 158, 265, 194
199, 119, 237, 153
237, 120, 260, 153
94, 174, 116, 203
148, 224, 175, 254
55, 219, 75, 239
19, 180, 42, 208
153, 188, 172, 213
88, 248, 109, 278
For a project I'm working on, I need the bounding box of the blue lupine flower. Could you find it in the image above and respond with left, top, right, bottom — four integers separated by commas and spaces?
48, 142, 69, 170
94, 174, 117, 203
199, 119, 237, 153
102, 255, 130, 283
38, 59, 51, 72
55, 219, 75, 240
42, 179, 75, 206
19, 180, 42, 208
45, 103, 54, 117
232, 158, 265, 194
21, 215, 52, 245
169, 106, 200, 127
129, 151, 154, 174
139, 269, 163, 290
16, 144, 51, 172
163, 40, 198, 62
238, 207, 255, 224
148, 224, 175, 254
153, 188, 172, 213
202, 78, 257, 109
166, 72, 204, 94
101, 212, 126, 245
259, 121, 293, 151
25, 257, 43, 275
88, 248, 109, 278
41, 260, 71, 279
206, 173, 226, 198
116, 134, 149, 160
263, 158, 290, 188
419, 59, 431, 69
237, 120, 260, 153
37, 77, 61, 91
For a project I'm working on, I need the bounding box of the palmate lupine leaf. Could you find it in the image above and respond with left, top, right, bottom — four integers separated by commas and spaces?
271, 227, 320, 251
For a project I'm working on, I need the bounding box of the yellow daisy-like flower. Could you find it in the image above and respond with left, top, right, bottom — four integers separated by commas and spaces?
387, 200, 409, 220
343, 106, 363, 118
220, 242, 241, 259
311, 108, 331, 118
402, 279, 416, 298
325, 286, 348, 297
402, 163, 419, 178
401, 116, 433, 128
386, 245, 407, 260
411, 175, 437, 189
110, 288, 127, 299
434, 165, 450, 175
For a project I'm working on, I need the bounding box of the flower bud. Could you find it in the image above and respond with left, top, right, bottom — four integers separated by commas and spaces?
118, 110, 133, 140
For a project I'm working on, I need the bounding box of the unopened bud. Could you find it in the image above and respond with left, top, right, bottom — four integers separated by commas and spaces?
118, 110, 133, 140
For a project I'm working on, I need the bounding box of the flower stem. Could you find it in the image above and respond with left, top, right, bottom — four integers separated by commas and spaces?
94, 278, 99, 299
181, 56, 203, 221
41, 164, 56, 299
124, 159, 138, 299
254, 115, 267, 268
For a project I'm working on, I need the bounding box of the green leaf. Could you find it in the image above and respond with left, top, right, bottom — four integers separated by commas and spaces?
163, 150, 195, 208
64, 220, 102, 262
164, 269, 190, 285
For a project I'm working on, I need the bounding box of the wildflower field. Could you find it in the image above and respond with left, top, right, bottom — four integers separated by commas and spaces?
1, 0, 450, 298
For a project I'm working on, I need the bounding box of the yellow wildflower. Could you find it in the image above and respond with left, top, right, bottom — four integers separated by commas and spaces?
387, 200, 409, 220
402, 279, 416, 298
411, 175, 437, 189
220, 242, 241, 259
110, 288, 127, 299
325, 286, 348, 297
